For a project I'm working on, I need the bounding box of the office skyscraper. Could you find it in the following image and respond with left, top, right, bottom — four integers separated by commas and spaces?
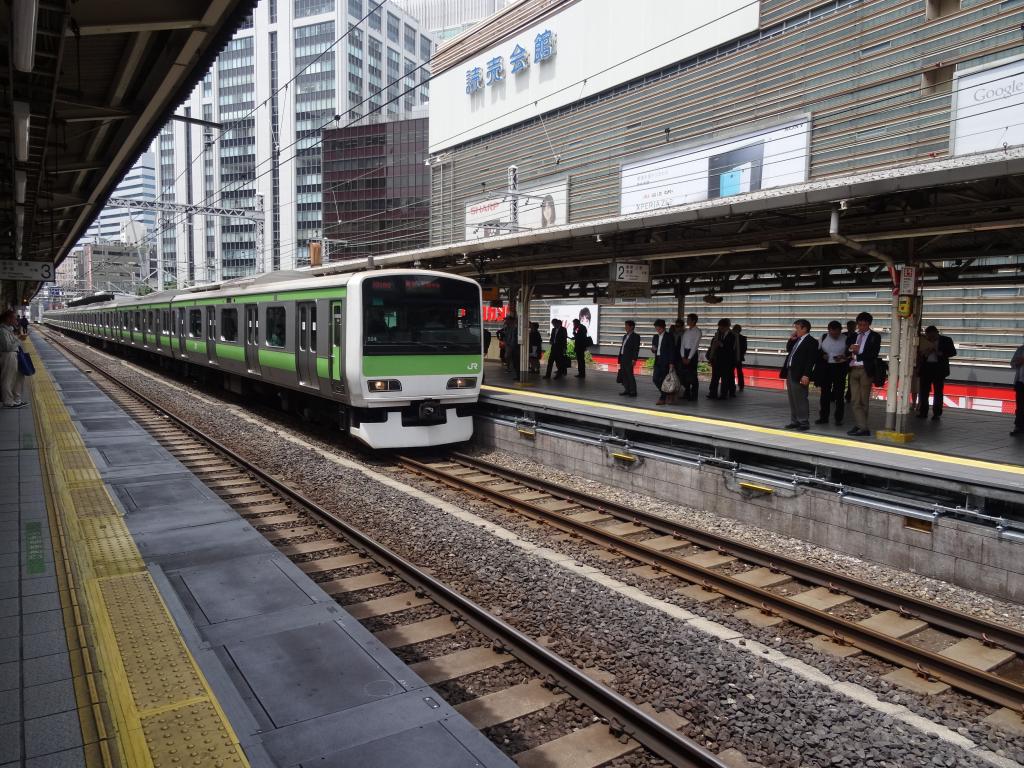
83, 152, 157, 243
393, 0, 511, 39
155, 0, 436, 286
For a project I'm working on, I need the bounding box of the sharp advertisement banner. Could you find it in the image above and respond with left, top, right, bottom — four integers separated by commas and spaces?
428, 0, 760, 152
619, 120, 811, 215
464, 179, 568, 239
548, 304, 599, 341
952, 58, 1024, 156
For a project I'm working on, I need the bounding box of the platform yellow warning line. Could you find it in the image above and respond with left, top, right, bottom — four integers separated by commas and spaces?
482, 384, 1024, 477
27, 338, 249, 768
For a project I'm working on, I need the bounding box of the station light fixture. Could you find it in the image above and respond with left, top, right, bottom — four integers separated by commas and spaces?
13, 101, 30, 162
12, 0, 38, 72
15, 171, 26, 205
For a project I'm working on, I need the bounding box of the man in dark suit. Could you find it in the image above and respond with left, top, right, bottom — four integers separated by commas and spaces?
780, 319, 818, 430
651, 318, 678, 405
544, 319, 568, 379
571, 318, 589, 379
846, 311, 882, 437
732, 324, 748, 391
916, 325, 956, 420
617, 320, 640, 397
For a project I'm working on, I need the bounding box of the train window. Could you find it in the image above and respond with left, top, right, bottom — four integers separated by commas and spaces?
147, 311, 154, 332
189, 309, 202, 337
362, 277, 481, 356
134, 312, 141, 330
207, 309, 216, 341
298, 306, 306, 351
266, 307, 286, 348
310, 307, 317, 349
221, 309, 238, 342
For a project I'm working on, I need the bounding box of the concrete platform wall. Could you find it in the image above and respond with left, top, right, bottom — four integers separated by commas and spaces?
474, 420, 1024, 603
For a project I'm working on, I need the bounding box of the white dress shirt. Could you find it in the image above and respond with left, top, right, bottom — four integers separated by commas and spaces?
680, 326, 701, 360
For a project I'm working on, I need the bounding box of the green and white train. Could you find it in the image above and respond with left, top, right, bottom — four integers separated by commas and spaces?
47, 269, 483, 449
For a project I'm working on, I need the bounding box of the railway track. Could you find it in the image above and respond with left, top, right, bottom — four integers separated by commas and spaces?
397, 453, 1024, 712
44, 329, 727, 768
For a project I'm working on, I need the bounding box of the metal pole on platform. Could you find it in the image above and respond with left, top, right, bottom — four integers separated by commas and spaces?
884, 289, 901, 432
519, 271, 532, 386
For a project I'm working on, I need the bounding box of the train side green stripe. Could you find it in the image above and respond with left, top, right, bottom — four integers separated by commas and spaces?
216, 343, 245, 362
362, 355, 481, 377
258, 349, 296, 371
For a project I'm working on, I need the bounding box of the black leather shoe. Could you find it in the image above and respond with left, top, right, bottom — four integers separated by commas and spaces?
814, 418, 829, 424
795, 423, 810, 431
619, 391, 630, 396
847, 426, 861, 436
1011, 428, 1023, 436
784, 422, 799, 429
932, 414, 941, 420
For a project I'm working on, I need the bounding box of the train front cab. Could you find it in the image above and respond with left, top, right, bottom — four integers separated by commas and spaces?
348, 272, 482, 450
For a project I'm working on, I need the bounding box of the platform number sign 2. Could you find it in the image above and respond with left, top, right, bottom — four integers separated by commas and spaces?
612, 262, 650, 284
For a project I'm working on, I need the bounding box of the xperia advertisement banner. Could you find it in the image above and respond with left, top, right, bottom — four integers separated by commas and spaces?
464, 179, 568, 240
548, 304, 599, 341
619, 120, 811, 215
952, 58, 1024, 156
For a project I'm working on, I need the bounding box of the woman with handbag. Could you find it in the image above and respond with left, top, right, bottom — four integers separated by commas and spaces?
1, 309, 29, 409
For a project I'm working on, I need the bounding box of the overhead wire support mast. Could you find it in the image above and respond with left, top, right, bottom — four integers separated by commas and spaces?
106, 196, 266, 280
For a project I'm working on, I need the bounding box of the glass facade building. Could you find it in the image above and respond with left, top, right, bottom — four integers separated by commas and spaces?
154, 0, 435, 285
82, 152, 157, 245
321, 115, 429, 259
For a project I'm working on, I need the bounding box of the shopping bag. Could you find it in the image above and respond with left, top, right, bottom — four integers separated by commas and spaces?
660, 369, 680, 394
16, 348, 35, 376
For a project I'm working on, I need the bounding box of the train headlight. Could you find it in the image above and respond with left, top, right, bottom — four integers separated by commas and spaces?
367, 379, 402, 392
446, 376, 478, 389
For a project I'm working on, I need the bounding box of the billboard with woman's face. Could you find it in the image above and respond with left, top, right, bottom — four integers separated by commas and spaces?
464, 179, 568, 239
549, 303, 599, 341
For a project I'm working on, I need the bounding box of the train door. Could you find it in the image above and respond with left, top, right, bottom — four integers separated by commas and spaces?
245, 304, 261, 375
176, 309, 187, 356
329, 300, 345, 394
206, 307, 217, 363
154, 311, 162, 350
296, 302, 318, 387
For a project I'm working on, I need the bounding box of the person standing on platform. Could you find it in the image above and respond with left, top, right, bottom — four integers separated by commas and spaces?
846, 311, 881, 437
18, 315, 29, 335
916, 326, 956, 420
816, 321, 849, 425
617, 320, 640, 397
732, 324, 748, 391
1011, 340, 1024, 436
0, 310, 28, 409
503, 314, 520, 378
678, 313, 702, 401
571, 318, 589, 379
781, 319, 818, 430
706, 318, 737, 399
528, 322, 542, 373
651, 319, 677, 406
544, 319, 568, 379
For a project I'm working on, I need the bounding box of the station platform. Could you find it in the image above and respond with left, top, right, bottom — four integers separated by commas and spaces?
480, 363, 1024, 501
2, 335, 513, 768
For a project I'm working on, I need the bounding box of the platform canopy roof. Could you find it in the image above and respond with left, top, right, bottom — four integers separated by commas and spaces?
2, 0, 259, 309
313, 148, 1024, 298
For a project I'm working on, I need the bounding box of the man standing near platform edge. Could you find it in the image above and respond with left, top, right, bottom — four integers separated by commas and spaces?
916, 325, 956, 420
847, 311, 881, 437
651, 319, 677, 406
781, 319, 818, 430
618, 320, 640, 397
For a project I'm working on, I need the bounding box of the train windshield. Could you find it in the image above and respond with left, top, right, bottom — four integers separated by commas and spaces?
363, 275, 481, 356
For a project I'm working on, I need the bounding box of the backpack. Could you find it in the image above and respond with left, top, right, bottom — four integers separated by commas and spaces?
872, 358, 889, 388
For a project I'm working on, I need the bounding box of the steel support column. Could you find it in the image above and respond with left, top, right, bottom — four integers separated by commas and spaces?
519, 270, 533, 386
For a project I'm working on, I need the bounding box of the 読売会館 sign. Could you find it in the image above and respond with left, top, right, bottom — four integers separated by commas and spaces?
619, 120, 811, 215
428, 0, 760, 153
464, 178, 568, 239
952, 57, 1024, 156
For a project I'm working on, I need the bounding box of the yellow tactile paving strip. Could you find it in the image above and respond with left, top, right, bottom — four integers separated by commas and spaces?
27, 339, 249, 768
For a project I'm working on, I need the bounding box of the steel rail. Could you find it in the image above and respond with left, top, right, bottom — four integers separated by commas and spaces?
450, 452, 1024, 656
399, 454, 1024, 711
42, 330, 727, 768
